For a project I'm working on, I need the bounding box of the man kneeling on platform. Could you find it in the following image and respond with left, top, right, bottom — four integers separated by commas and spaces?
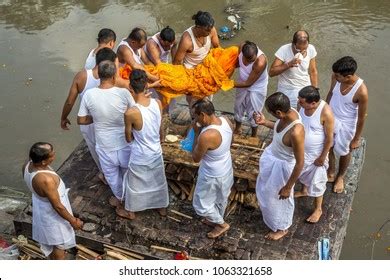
191, 99, 234, 238
118, 69, 169, 220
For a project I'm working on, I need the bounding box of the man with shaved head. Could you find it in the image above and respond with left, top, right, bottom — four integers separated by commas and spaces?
269, 30, 318, 108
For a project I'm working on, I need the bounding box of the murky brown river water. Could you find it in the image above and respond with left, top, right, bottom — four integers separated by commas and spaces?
1, 0, 389, 259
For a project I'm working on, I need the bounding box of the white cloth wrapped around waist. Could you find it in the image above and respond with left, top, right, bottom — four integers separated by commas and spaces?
123, 156, 169, 212
256, 148, 296, 232
299, 153, 328, 197
333, 117, 356, 156
32, 188, 75, 247
193, 167, 234, 224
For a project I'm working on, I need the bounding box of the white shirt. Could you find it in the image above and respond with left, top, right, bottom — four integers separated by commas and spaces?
275, 43, 317, 91
78, 87, 135, 151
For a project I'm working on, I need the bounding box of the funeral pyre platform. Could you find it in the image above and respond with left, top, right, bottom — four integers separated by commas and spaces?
13, 106, 366, 260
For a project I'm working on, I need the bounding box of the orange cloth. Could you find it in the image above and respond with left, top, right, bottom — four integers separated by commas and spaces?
119, 46, 239, 106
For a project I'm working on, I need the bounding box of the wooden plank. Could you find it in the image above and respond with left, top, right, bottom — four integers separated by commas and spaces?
104, 244, 145, 260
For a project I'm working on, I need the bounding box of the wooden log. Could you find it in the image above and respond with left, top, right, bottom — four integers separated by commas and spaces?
180, 192, 187, 200
19, 247, 45, 259
76, 244, 100, 259
165, 164, 179, 174
103, 244, 144, 260
167, 215, 181, 223
170, 209, 193, 220
240, 192, 244, 204
225, 201, 237, 219
229, 188, 237, 201
151, 245, 180, 253
106, 250, 131, 260
168, 181, 181, 195
177, 168, 195, 182
187, 183, 195, 201
76, 253, 89, 260
176, 181, 191, 196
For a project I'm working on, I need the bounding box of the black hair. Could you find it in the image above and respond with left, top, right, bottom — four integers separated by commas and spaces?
130, 69, 148, 93
98, 60, 116, 80
242, 41, 258, 59
192, 11, 215, 27
128, 27, 147, 42
292, 30, 310, 44
160, 26, 175, 42
192, 98, 215, 116
298, 86, 320, 103
265, 92, 291, 114
95, 47, 117, 65
97, 28, 116, 44
29, 142, 53, 164
332, 56, 357, 76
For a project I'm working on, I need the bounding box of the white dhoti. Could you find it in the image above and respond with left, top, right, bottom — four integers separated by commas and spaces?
40, 240, 76, 257
193, 168, 234, 225
123, 156, 169, 212
80, 124, 102, 172
333, 118, 356, 156
96, 145, 131, 199
299, 155, 328, 197
256, 148, 295, 232
234, 88, 266, 127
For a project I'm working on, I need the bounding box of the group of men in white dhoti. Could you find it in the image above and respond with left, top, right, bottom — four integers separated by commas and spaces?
23, 10, 369, 259
254, 56, 368, 240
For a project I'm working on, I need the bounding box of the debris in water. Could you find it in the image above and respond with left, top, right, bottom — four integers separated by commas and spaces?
219, 4, 246, 40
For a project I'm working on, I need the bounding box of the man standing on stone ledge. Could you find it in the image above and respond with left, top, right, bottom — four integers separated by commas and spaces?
23, 142, 83, 259
254, 92, 305, 240
191, 99, 234, 238
295, 86, 334, 223
326, 56, 368, 194
77, 60, 134, 207
119, 69, 169, 220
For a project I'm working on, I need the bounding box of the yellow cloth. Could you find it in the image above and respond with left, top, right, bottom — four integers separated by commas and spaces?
119, 46, 239, 106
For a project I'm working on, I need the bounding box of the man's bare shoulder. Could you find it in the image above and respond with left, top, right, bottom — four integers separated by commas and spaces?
74, 69, 87, 83
125, 106, 139, 117
290, 122, 305, 137
357, 81, 368, 98
179, 32, 192, 48
199, 128, 222, 149
321, 102, 334, 119
32, 172, 58, 193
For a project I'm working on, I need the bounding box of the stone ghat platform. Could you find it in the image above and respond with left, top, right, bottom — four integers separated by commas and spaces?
13, 106, 366, 260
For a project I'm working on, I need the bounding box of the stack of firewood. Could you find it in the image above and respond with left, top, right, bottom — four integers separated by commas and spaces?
12, 237, 45, 260
162, 133, 270, 210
